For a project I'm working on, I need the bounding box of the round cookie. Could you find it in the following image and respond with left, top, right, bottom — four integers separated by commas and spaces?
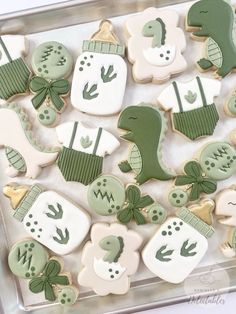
32, 41, 73, 80
225, 94, 236, 116
8, 239, 49, 279
168, 188, 188, 207
87, 175, 125, 216
147, 203, 167, 224
58, 286, 79, 306
37, 105, 58, 127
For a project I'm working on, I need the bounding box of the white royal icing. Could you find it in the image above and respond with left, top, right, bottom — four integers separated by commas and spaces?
143, 45, 176, 66
93, 258, 126, 281
215, 188, 236, 226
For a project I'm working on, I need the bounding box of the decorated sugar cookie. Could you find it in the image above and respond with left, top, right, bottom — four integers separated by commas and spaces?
56, 121, 120, 185
126, 7, 187, 83
30, 41, 73, 127
157, 76, 221, 140
118, 103, 175, 185
0, 35, 31, 100
3, 183, 91, 255
78, 223, 142, 296
142, 200, 215, 283
186, 0, 236, 78
71, 20, 127, 116
224, 89, 236, 117
0, 103, 58, 178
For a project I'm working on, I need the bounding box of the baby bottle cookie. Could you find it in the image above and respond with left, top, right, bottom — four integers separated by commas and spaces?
157, 76, 221, 140
71, 20, 127, 116
0, 35, 31, 100
142, 200, 215, 283
3, 183, 91, 255
126, 7, 187, 83
118, 103, 175, 185
56, 121, 120, 185
78, 223, 142, 296
0, 103, 58, 178
186, 0, 236, 78
30, 41, 73, 127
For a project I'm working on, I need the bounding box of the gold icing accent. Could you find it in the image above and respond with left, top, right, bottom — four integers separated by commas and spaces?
189, 199, 215, 225
91, 20, 120, 44
3, 183, 29, 209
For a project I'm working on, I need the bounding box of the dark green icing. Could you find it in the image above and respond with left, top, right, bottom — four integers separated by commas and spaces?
83, 83, 99, 99
45, 203, 63, 219
180, 239, 197, 257
142, 18, 166, 48
99, 235, 124, 263
155, 245, 174, 262
101, 65, 117, 82
53, 227, 69, 244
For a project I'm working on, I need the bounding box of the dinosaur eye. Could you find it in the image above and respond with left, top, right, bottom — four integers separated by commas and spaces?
107, 241, 110, 244
129, 116, 137, 120
148, 26, 152, 29
200, 10, 208, 14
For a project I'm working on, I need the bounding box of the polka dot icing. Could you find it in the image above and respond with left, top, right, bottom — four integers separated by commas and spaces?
37, 106, 58, 127
168, 188, 188, 207
58, 287, 78, 306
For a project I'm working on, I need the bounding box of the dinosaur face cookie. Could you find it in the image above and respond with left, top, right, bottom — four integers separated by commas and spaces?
118, 103, 175, 185
186, 0, 236, 78
71, 20, 127, 116
78, 223, 142, 296
4, 183, 91, 255
157, 76, 221, 140
142, 202, 215, 283
215, 186, 236, 226
126, 7, 187, 83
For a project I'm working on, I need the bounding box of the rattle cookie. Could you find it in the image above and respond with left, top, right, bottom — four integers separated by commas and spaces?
118, 103, 175, 185
78, 223, 142, 296
30, 41, 73, 127
0, 103, 58, 178
56, 121, 120, 185
125, 7, 187, 83
3, 183, 91, 255
186, 0, 236, 78
0, 35, 31, 100
8, 239, 78, 305
71, 20, 127, 116
157, 76, 221, 140
142, 199, 215, 283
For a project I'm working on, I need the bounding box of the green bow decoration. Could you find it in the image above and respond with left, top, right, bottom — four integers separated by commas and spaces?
29, 76, 70, 111
29, 259, 70, 301
175, 161, 217, 201
117, 185, 154, 225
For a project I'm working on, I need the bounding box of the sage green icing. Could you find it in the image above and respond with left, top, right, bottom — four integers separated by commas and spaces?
101, 65, 117, 83
176, 207, 215, 238
118, 103, 175, 185
99, 235, 124, 263
82, 40, 125, 56
199, 142, 236, 180
87, 175, 125, 216
80, 135, 92, 148
231, 228, 236, 251
128, 144, 142, 175
187, 0, 236, 77
180, 239, 197, 257
83, 82, 99, 99
38, 106, 57, 126
147, 203, 167, 224
53, 227, 69, 244
5, 146, 26, 173
168, 188, 188, 207
8, 239, 48, 279
226, 95, 236, 116
58, 287, 78, 306
142, 18, 166, 48
46, 203, 63, 219
155, 245, 174, 262
184, 91, 197, 104
32, 41, 73, 80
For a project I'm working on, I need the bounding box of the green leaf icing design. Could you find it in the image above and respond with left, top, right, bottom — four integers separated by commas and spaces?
142, 18, 166, 48
99, 235, 124, 263
83, 83, 99, 99
53, 227, 70, 244
80, 135, 92, 148
180, 239, 197, 257
45, 203, 63, 219
155, 245, 174, 262
118, 160, 132, 173
184, 90, 197, 104
5, 146, 26, 173
101, 65, 117, 83
117, 208, 133, 224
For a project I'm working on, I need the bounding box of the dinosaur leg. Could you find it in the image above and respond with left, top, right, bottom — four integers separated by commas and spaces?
216, 64, 233, 78
197, 58, 213, 70
135, 172, 148, 185
118, 160, 132, 173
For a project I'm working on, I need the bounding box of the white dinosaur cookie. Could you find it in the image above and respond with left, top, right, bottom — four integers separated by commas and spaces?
125, 7, 187, 83
71, 20, 127, 116
3, 183, 91, 255
78, 223, 142, 296
0, 103, 58, 178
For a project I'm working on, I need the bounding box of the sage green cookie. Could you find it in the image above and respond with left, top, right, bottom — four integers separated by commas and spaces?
147, 204, 167, 224
226, 95, 236, 116
58, 287, 78, 306
37, 106, 58, 127
87, 175, 126, 216
32, 41, 73, 80
168, 188, 188, 207
199, 142, 236, 180
8, 239, 49, 279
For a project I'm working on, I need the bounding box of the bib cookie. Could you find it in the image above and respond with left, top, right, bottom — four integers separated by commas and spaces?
186, 0, 236, 78
118, 103, 175, 185
0, 103, 58, 178
126, 7, 187, 83
78, 223, 142, 296
56, 121, 120, 185
71, 20, 127, 116
4, 183, 91, 255
142, 201, 215, 283
157, 76, 221, 140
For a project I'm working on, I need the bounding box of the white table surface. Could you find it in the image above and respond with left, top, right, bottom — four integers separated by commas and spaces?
1, 1, 236, 314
